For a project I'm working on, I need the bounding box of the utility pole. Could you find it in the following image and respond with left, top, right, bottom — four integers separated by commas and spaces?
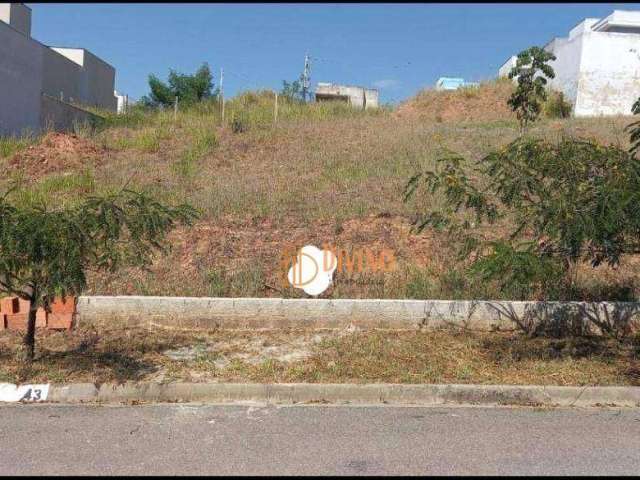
220, 67, 225, 124
301, 53, 311, 103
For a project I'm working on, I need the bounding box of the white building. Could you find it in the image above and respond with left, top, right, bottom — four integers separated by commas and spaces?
435, 77, 479, 91
498, 10, 640, 117
314, 83, 379, 110
0, 3, 118, 136
115, 90, 130, 114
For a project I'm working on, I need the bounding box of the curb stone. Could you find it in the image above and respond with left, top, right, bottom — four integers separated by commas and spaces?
39, 383, 640, 408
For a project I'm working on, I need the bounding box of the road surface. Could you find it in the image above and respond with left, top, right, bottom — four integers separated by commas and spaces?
1, 403, 639, 475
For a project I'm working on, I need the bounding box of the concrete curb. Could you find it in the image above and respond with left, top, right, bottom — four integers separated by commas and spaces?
44, 382, 640, 408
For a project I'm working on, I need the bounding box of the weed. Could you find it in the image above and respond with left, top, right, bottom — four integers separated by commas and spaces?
0, 134, 35, 159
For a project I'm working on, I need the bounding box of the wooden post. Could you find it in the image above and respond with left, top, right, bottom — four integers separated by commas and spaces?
173, 96, 178, 122
220, 67, 225, 124
274, 92, 278, 124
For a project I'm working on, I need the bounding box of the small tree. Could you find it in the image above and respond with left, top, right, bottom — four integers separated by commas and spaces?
281, 75, 305, 102
141, 63, 216, 108
508, 47, 556, 131
404, 136, 640, 311
0, 189, 198, 360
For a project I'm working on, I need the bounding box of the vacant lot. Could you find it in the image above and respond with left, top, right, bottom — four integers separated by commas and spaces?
1, 81, 638, 301
1, 325, 639, 386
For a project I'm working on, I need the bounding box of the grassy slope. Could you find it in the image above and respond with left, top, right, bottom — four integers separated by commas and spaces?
1, 84, 637, 301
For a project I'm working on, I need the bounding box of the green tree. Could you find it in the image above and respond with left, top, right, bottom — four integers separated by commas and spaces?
404, 136, 640, 311
281, 75, 305, 102
141, 63, 216, 108
508, 47, 556, 131
0, 190, 198, 360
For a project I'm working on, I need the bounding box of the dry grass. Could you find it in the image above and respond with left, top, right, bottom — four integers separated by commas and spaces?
0, 325, 638, 386
396, 78, 517, 123
0, 82, 638, 300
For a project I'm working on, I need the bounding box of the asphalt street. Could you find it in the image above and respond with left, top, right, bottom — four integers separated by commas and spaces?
1, 403, 639, 475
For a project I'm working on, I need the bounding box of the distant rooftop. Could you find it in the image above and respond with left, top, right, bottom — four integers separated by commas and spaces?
435, 77, 472, 91
592, 10, 640, 32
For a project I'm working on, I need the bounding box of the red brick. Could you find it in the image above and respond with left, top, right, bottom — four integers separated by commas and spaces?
6, 313, 27, 331
5, 309, 47, 330
1, 297, 19, 314
47, 312, 73, 330
10, 299, 47, 328
17, 298, 30, 313
51, 296, 76, 314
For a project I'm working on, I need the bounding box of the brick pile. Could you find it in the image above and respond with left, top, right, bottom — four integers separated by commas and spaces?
0, 296, 75, 331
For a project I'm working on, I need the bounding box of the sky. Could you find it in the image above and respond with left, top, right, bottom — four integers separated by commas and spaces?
28, 2, 640, 104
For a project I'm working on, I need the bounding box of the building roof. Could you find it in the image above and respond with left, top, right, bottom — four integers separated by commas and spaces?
592, 10, 640, 32
436, 77, 466, 89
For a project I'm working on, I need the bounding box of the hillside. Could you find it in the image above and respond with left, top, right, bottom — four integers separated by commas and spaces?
0, 82, 637, 301
395, 78, 516, 123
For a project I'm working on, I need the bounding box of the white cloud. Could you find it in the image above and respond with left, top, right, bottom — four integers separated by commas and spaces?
373, 79, 400, 89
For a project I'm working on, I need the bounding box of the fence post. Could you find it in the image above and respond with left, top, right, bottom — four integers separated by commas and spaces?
220, 67, 225, 125
174, 96, 178, 122
274, 92, 278, 124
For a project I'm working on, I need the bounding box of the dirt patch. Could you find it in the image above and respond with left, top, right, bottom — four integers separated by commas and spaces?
8, 132, 105, 179
163, 333, 331, 369
86, 213, 451, 298
395, 79, 515, 123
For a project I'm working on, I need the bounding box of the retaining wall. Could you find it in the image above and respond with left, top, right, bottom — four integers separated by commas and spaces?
40, 94, 97, 132
76, 296, 640, 333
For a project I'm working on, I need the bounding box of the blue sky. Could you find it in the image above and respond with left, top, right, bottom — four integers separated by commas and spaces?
29, 2, 640, 104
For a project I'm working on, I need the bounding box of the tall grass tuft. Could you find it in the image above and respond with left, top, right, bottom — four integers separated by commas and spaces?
0, 134, 36, 159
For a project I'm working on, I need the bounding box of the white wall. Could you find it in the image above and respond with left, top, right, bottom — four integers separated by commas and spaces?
50, 47, 84, 66
0, 20, 43, 136
82, 50, 117, 110
50, 47, 117, 110
364, 89, 379, 109
115, 91, 128, 114
575, 30, 640, 116
545, 34, 585, 114
315, 84, 380, 109
498, 56, 517, 78
0, 7, 118, 136
41, 46, 82, 103
0, 19, 117, 136
0, 3, 31, 37
501, 15, 640, 117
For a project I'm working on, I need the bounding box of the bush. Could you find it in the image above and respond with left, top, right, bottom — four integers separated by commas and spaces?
230, 112, 249, 134
543, 91, 572, 119
404, 136, 640, 308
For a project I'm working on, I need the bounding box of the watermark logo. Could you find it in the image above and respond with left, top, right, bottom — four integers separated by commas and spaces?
282, 244, 396, 296
286, 245, 337, 296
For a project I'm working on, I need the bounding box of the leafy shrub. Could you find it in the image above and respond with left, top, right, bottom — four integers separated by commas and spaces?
404, 136, 640, 308
230, 112, 249, 134
543, 90, 572, 119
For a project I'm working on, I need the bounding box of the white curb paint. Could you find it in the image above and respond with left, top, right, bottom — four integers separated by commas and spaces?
0, 383, 49, 402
